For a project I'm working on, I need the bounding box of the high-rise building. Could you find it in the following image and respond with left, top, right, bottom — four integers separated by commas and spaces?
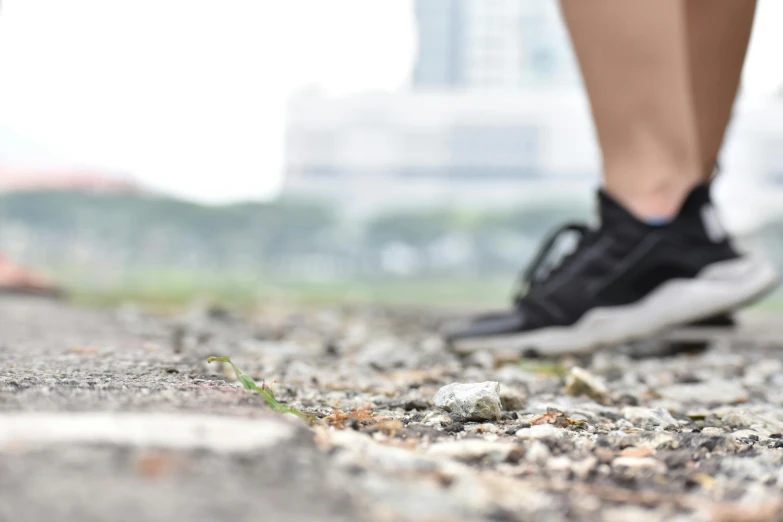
412, 0, 578, 89
412, 0, 466, 87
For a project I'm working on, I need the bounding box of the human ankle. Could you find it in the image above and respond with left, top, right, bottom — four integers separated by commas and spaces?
603, 180, 702, 223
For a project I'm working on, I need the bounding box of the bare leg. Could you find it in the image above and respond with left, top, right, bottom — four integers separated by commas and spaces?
560, 0, 702, 219
686, 0, 756, 179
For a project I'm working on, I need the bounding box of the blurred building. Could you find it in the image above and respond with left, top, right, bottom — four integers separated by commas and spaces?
283, 88, 599, 217
284, 0, 587, 218
413, 0, 578, 88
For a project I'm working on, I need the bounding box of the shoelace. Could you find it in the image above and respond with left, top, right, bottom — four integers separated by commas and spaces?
513, 222, 596, 306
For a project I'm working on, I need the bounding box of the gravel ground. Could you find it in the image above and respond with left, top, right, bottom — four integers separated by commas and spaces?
2, 296, 783, 522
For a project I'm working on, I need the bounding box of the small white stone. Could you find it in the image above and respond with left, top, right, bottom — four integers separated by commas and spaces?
571, 456, 598, 480
427, 439, 517, 463
546, 456, 573, 473
729, 429, 761, 440
465, 423, 501, 435
564, 367, 609, 400
515, 424, 566, 440
466, 350, 495, 370
658, 381, 748, 405
421, 411, 452, 427
719, 409, 783, 437
433, 381, 503, 421
525, 440, 551, 463
612, 456, 666, 473
622, 407, 678, 429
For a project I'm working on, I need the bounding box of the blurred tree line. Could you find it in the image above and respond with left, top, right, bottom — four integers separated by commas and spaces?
2, 190, 782, 288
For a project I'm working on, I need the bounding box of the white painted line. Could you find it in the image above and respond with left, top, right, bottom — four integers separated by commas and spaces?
0, 412, 298, 452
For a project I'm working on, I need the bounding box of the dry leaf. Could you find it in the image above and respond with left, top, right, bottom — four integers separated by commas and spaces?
530, 411, 562, 425
325, 404, 375, 429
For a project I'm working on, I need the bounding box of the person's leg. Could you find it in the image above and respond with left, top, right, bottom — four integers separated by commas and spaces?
560, 0, 701, 220
444, 0, 778, 356
686, 0, 756, 178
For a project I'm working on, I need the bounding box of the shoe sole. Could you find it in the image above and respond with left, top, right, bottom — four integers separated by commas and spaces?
450, 255, 780, 357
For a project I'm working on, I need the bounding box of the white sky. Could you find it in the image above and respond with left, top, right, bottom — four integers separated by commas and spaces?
0, 0, 781, 203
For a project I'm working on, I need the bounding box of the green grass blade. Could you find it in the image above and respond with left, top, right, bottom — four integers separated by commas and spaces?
207, 356, 312, 422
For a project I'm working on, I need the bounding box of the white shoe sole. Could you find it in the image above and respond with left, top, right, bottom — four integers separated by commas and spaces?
451, 255, 780, 357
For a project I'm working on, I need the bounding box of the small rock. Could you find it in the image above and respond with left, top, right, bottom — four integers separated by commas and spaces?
433, 381, 503, 421
622, 407, 678, 429
612, 456, 666, 473
515, 424, 566, 440
283, 360, 317, 384
403, 399, 429, 411
427, 439, 517, 463
720, 409, 783, 437
701, 427, 724, 436
564, 367, 609, 401
466, 350, 495, 370
546, 456, 573, 474
629, 432, 676, 450
743, 360, 783, 387
499, 386, 527, 411
730, 429, 761, 441
525, 441, 551, 463
442, 422, 465, 434
465, 423, 501, 435
658, 381, 749, 405
421, 411, 452, 427
664, 450, 692, 469
594, 447, 614, 464
603, 506, 658, 522
686, 410, 710, 420
357, 338, 410, 371
572, 456, 598, 480
620, 447, 654, 458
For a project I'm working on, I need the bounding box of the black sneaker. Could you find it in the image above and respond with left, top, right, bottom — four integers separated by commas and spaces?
445, 183, 778, 356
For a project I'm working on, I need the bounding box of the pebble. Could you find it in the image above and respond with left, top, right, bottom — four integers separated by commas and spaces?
730, 429, 762, 441
571, 456, 598, 480
546, 456, 573, 474
433, 381, 503, 421
612, 456, 666, 473
525, 441, 552, 463
356, 338, 410, 370
421, 412, 453, 427
720, 409, 783, 437
658, 381, 749, 405
515, 424, 566, 440
465, 423, 501, 435
427, 439, 518, 463
499, 386, 527, 411
563, 366, 609, 401
622, 407, 678, 429
465, 350, 495, 370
